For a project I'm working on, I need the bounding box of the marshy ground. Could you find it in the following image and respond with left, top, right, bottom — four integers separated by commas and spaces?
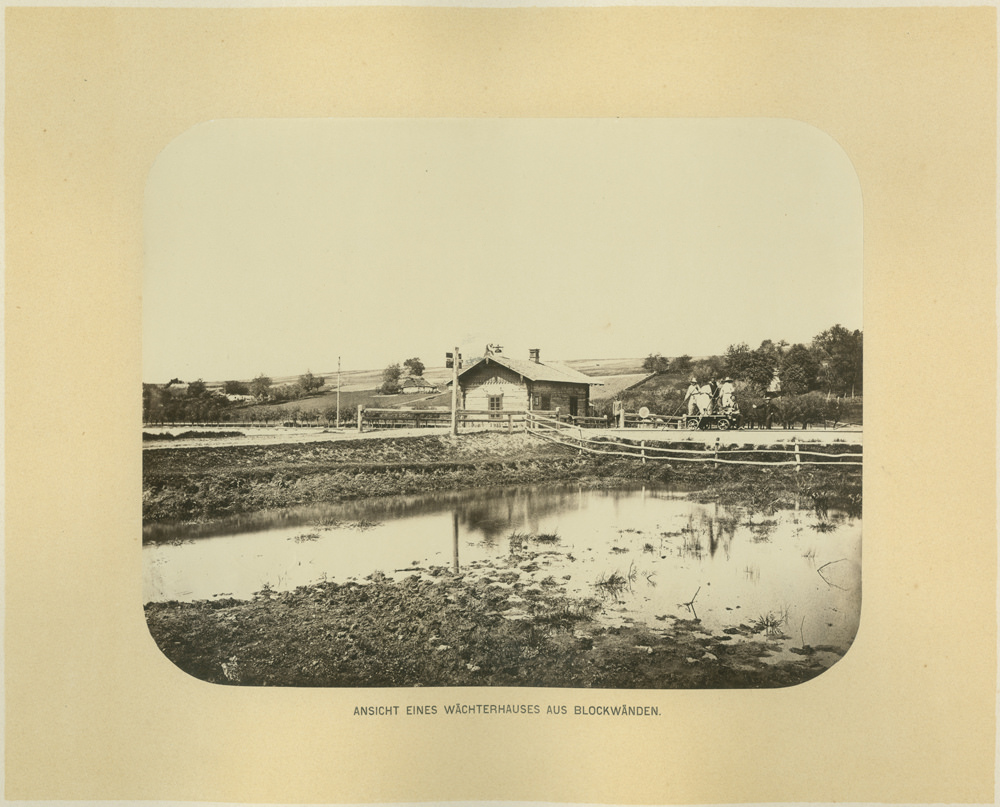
143, 431, 861, 688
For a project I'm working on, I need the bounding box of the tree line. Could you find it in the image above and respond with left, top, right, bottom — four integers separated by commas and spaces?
723, 324, 862, 397
642, 324, 862, 398
620, 324, 862, 427
143, 370, 328, 424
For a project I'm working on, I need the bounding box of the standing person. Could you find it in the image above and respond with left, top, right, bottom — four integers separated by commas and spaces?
720, 377, 736, 412
684, 378, 699, 416
696, 380, 714, 416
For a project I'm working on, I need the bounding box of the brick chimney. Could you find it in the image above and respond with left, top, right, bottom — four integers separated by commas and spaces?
529, 348, 540, 363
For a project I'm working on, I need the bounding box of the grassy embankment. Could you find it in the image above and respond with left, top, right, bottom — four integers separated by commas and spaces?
143, 431, 861, 688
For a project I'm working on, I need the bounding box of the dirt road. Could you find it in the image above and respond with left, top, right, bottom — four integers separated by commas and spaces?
143, 424, 862, 451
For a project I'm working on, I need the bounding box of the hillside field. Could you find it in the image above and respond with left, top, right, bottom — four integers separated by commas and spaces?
204, 358, 650, 419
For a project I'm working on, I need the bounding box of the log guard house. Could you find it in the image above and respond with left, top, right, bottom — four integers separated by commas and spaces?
457, 348, 599, 417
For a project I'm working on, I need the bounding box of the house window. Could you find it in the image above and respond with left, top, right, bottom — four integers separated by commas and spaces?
488, 394, 503, 419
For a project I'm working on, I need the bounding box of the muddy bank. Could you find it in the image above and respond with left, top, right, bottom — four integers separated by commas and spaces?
145, 548, 837, 688
143, 432, 861, 526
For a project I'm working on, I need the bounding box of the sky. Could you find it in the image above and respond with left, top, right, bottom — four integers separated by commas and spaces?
143, 117, 862, 383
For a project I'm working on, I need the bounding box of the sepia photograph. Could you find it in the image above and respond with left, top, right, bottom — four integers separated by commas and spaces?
142, 117, 863, 689
6, 5, 995, 804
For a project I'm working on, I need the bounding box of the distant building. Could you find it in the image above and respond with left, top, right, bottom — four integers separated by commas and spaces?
400, 376, 438, 394
456, 348, 599, 417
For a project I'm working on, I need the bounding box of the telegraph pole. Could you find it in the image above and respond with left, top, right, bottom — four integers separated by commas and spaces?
450, 346, 460, 436
336, 356, 341, 429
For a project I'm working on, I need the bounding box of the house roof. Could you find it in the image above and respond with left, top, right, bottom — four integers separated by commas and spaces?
458, 355, 602, 385
401, 376, 435, 387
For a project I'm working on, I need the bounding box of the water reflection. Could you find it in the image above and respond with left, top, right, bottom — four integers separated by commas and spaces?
143, 483, 862, 656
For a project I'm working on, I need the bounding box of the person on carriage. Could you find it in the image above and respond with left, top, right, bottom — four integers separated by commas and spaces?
720, 377, 736, 412
683, 378, 699, 416
696, 381, 714, 416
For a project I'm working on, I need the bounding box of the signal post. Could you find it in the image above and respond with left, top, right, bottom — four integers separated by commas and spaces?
447, 347, 462, 437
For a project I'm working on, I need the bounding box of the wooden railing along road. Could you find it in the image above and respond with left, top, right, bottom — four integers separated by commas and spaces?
524, 412, 862, 467
358, 407, 540, 432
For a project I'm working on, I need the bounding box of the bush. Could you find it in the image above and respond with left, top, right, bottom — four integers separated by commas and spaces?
770, 392, 861, 429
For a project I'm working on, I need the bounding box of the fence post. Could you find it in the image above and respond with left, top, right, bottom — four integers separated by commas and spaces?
794, 442, 801, 472
508, 413, 513, 433
641, 440, 646, 465
357, 405, 364, 433
714, 437, 719, 466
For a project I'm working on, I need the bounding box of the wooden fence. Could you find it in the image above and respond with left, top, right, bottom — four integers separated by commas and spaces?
358, 407, 553, 432
524, 413, 863, 467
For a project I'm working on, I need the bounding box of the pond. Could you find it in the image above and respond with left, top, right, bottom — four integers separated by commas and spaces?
144, 484, 861, 659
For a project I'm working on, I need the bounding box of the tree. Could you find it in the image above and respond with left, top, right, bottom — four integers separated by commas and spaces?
187, 379, 207, 398
223, 380, 250, 395
670, 355, 692, 374
691, 356, 725, 381
403, 357, 425, 377
250, 374, 272, 400
724, 342, 754, 381
779, 344, 820, 396
641, 353, 670, 374
142, 384, 165, 424
298, 370, 325, 394
380, 363, 402, 394
743, 340, 783, 390
813, 324, 863, 397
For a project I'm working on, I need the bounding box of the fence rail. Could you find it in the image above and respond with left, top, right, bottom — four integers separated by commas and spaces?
524, 413, 862, 467
358, 407, 560, 432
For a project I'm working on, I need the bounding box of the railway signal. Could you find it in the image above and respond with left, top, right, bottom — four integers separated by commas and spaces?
447, 348, 462, 436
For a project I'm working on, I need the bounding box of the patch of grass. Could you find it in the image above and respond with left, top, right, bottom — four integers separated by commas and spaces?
508, 531, 530, 553
752, 611, 786, 636
610, 546, 629, 555
311, 516, 343, 530
533, 531, 561, 544
594, 570, 629, 597
290, 532, 322, 543
533, 602, 597, 628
